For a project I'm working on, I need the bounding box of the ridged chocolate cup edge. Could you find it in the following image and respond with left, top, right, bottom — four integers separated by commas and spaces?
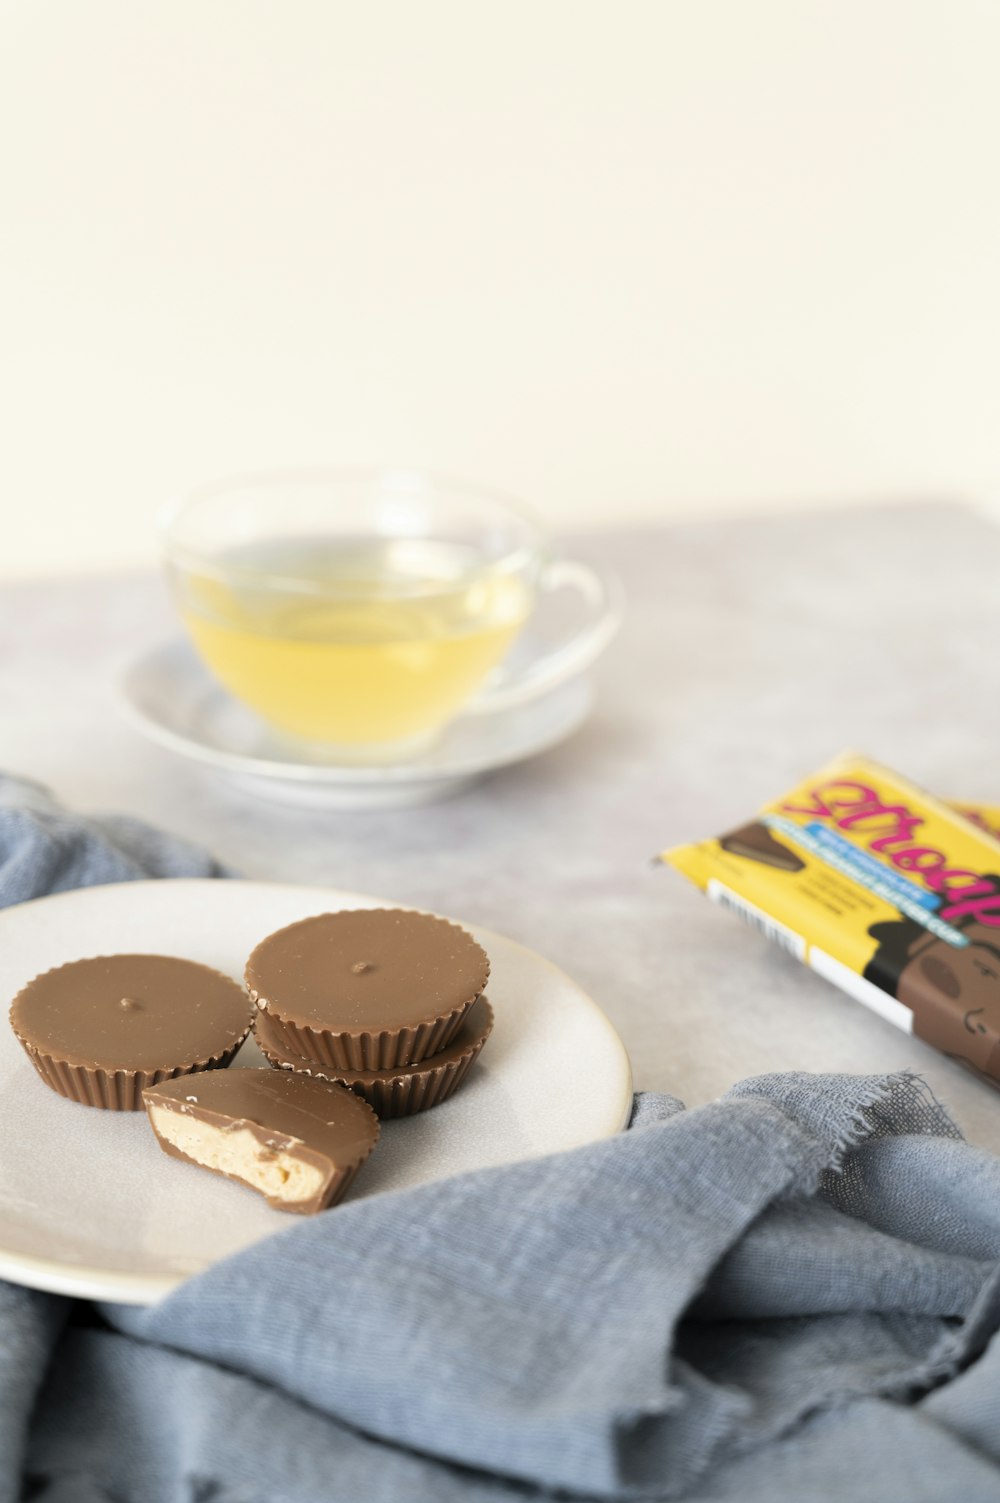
244, 908, 490, 1070
256, 1001, 494, 1117
11, 1027, 251, 1111
252, 991, 479, 1070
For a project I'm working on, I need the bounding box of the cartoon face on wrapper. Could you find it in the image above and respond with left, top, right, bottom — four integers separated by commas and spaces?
866, 918, 1000, 1074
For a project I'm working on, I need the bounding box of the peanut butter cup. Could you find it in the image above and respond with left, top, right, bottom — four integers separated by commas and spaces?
245, 908, 490, 1070
143, 1068, 379, 1214
255, 996, 494, 1116
10, 954, 253, 1110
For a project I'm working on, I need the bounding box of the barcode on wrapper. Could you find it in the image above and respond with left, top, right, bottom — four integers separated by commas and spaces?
706, 880, 806, 961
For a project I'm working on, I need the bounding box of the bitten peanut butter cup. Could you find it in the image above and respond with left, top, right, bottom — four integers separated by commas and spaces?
143, 1068, 379, 1214
10, 954, 253, 1110
255, 996, 494, 1117
245, 908, 490, 1070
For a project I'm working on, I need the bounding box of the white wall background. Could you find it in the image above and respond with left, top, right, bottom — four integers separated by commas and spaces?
2, 1, 999, 579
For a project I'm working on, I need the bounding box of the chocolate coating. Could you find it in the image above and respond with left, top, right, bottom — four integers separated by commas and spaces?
246, 909, 489, 1029
720, 822, 805, 872
144, 1068, 379, 1213
11, 954, 252, 1072
246, 909, 490, 1070
255, 996, 494, 1116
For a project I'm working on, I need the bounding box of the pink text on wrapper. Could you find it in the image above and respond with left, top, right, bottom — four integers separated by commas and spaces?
781, 779, 1000, 926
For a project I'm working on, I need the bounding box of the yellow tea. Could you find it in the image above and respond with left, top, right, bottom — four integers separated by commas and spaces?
176, 539, 531, 747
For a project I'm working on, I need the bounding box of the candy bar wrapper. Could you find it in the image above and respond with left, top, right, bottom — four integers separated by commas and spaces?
954, 803, 1000, 843
662, 755, 1000, 1086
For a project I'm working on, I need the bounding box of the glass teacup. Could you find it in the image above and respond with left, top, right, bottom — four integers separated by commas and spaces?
160, 468, 621, 763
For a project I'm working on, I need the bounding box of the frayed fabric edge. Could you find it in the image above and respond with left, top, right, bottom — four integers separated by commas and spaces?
726, 1069, 964, 1201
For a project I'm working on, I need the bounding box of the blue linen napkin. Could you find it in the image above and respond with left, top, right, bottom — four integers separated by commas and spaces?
5, 776, 1000, 1501
0, 774, 226, 905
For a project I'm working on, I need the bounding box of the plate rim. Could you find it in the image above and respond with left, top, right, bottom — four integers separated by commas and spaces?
0, 878, 633, 1304
116, 638, 593, 786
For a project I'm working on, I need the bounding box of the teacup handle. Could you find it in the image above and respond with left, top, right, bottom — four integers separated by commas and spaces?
464, 557, 624, 715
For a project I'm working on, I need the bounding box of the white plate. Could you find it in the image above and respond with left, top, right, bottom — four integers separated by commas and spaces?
117, 639, 594, 809
0, 880, 632, 1304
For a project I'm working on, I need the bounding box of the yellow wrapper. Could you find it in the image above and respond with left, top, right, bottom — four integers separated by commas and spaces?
952, 803, 1000, 843
662, 754, 1000, 1085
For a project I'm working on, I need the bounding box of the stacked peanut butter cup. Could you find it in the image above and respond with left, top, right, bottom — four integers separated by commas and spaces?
248, 908, 494, 1118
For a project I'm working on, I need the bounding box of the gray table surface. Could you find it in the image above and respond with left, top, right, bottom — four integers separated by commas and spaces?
6, 501, 1000, 1149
